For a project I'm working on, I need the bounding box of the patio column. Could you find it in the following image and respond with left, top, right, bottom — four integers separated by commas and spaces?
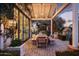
51, 20, 53, 35
18, 10, 20, 40
28, 19, 31, 38
72, 4, 78, 48
0, 23, 4, 50
22, 15, 24, 41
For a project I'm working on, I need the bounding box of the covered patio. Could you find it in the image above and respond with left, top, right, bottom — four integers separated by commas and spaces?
0, 3, 79, 56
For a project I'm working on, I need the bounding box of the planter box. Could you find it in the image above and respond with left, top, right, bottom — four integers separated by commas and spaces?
7, 41, 26, 56
0, 50, 20, 56
56, 50, 79, 56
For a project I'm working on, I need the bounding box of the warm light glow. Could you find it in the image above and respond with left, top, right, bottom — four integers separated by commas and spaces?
32, 3, 57, 19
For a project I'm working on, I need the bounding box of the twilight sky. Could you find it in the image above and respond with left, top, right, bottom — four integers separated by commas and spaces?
58, 4, 72, 27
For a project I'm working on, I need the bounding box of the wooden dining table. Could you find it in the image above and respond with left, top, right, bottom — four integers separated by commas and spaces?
32, 33, 49, 48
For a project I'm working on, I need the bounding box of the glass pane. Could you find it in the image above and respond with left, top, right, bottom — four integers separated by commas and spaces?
24, 16, 29, 40
20, 12, 23, 40
14, 8, 18, 40
14, 7, 29, 41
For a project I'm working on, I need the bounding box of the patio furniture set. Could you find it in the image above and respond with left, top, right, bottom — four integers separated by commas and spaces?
31, 31, 72, 48
31, 33, 55, 48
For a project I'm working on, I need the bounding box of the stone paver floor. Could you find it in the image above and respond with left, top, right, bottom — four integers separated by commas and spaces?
25, 39, 69, 56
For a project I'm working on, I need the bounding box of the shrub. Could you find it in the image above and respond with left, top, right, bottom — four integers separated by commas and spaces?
10, 39, 22, 47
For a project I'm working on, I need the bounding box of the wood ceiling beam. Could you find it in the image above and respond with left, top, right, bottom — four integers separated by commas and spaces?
32, 4, 39, 18
49, 4, 57, 18
15, 4, 31, 20
32, 4, 35, 18
48, 4, 52, 18
30, 4, 34, 18
51, 3, 70, 20
46, 3, 51, 18
31, 18, 51, 20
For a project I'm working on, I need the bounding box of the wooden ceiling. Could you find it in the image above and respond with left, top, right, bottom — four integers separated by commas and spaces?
31, 3, 57, 20
17, 3, 67, 20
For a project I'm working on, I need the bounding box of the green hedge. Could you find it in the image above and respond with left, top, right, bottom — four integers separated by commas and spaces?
10, 38, 22, 47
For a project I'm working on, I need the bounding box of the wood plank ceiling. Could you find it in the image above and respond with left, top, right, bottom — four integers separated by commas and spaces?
17, 3, 65, 20
31, 3, 57, 20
